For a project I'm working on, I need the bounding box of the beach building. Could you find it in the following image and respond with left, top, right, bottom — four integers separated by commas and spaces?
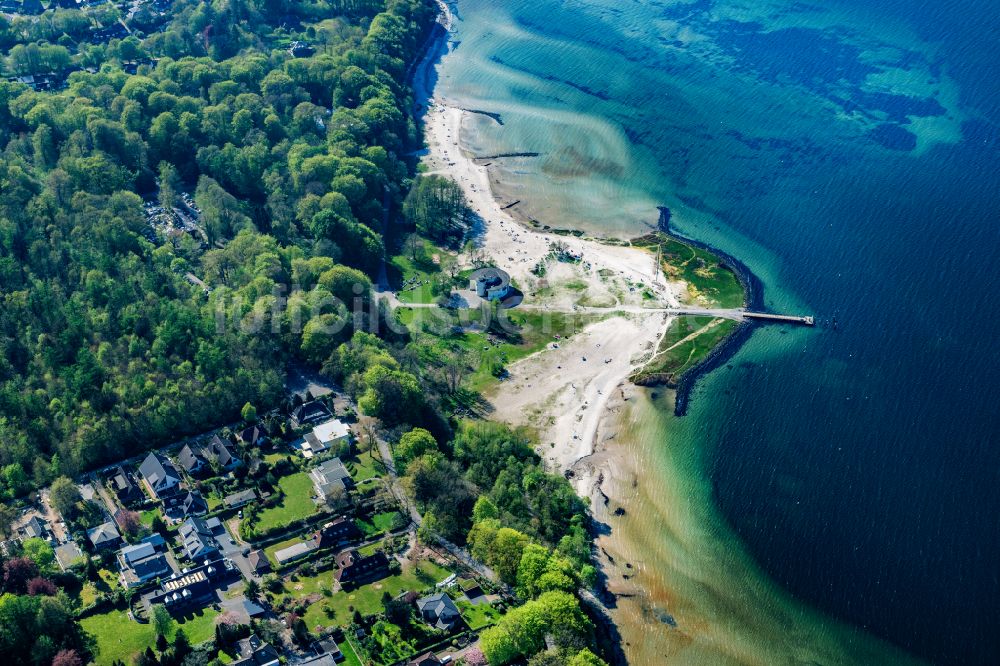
469, 267, 512, 301
303, 419, 351, 457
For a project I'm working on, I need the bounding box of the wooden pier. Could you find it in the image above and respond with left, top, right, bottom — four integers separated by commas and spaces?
743, 311, 814, 326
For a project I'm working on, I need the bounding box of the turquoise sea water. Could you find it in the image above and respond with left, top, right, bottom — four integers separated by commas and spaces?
432, 0, 1000, 663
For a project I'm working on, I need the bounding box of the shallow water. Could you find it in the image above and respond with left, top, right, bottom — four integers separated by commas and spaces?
434, 0, 1000, 663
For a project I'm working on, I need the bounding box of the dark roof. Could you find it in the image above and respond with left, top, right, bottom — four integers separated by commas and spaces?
408, 653, 443, 666
128, 551, 171, 580
416, 593, 461, 630
177, 444, 206, 473
237, 425, 265, 445
178, 516, 218, 560
139, 453, 180, 492
23, 516, 48, 538
334, 549, 389, 583
241, 598, 267, 618
247, 549, 271, 573
232, 634, 280, 666
313, 516, 361, 549
182, 490, 209, 516
88, 521, 121, 546
291, 400, 332, 426
110, 467, 138, 497
224, 489, 256, 507
205, 435, 238, 468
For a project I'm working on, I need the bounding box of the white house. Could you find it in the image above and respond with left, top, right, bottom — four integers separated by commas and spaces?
302, 419, 350, 458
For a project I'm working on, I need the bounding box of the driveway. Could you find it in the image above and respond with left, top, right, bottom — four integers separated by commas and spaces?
213, 520, 255, 581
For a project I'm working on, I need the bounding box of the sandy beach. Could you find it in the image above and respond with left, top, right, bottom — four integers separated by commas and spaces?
420, 101, 684, 475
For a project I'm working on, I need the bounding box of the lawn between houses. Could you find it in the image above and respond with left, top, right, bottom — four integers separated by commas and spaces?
80, 606, 221, 666
278, 558, 453, 635
254, 470, 317, 531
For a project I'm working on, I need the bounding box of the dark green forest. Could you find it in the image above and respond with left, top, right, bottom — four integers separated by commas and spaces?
0, 3, 612, 665
0, 0, 436, 497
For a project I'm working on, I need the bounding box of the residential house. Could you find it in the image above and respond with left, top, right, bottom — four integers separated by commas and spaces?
231, 634, 280, 666
108, 466, 142, 504
88, 521, 122, 551
290, 401, 332, 429
313, 517, 361, 550
274, 540, 316, 566
20, 516, 50, 541
181, 490, 209, 517
247, 549, 271, 575
177, 444, 208, 476
178, 516, 219, 561
310, 457, 353, 499
139, 453, 182, 499
334, 549, 389, 587
303, 419, 351, 458
54, 542, 84, 571
305, 638, 344, 664
416, 593, 462, 632
408, 653, 443, 666
237, 425, 267, 447
118, 541, 171, 588
224, 489, 256, 509
204, 435, 241, 471
146, 558, 236, 615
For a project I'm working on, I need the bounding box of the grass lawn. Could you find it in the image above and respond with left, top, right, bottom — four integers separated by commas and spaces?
356, 511, 404, 538
97, 568, 119, 591
457, 598, 501, 630
139, 507, 162, 528
345, 450, 382, 483
339, 640, 363, 666
633, 233, 744, 308
391, 245, 448, 305
255, 471, 317, 531
81, 606, 220, 665
77, 582, 100, 607
465, 310, 608, 391
294, 559, 453, 634
634, 316, 738, 384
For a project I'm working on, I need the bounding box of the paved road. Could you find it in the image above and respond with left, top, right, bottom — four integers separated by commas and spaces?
218, 517, 256, 580
380, 295, 749, 322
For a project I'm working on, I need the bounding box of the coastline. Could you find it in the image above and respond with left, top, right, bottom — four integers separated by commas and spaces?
408, 3, 924, 665
652, 207, 764, 417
